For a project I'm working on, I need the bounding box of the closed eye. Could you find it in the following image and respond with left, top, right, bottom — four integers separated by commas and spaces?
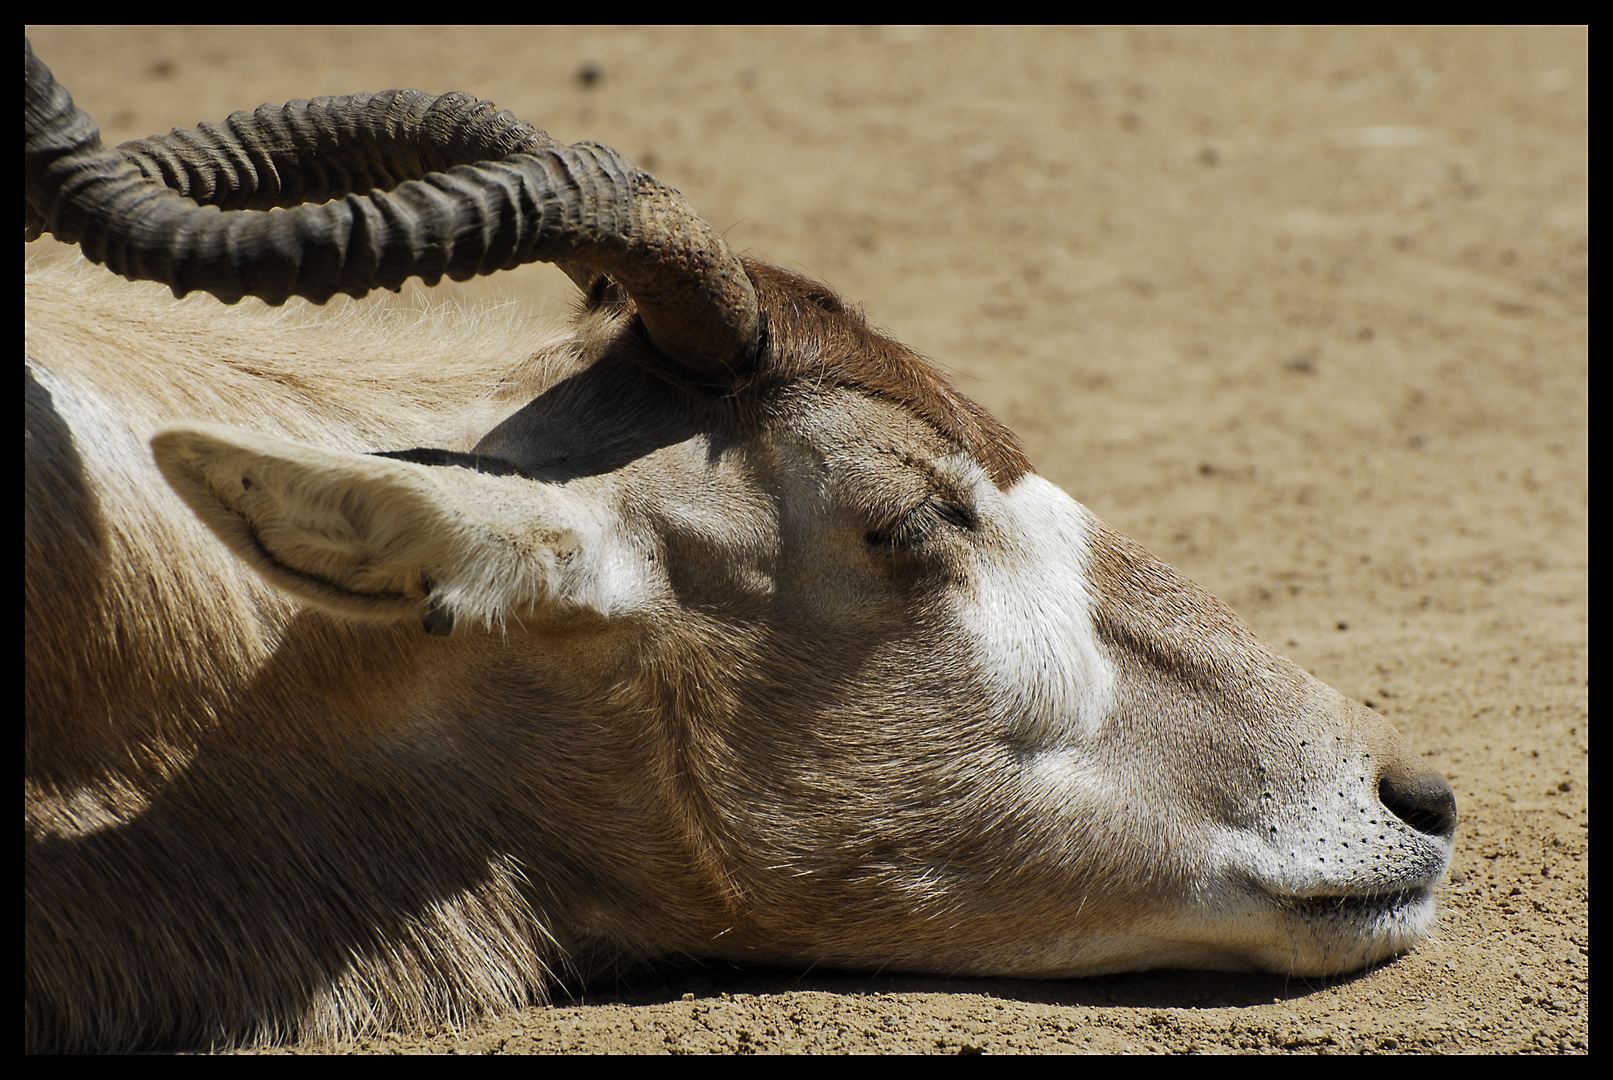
865, 495, 977, 551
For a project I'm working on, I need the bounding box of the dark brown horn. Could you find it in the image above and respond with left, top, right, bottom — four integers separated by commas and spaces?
112, 91, 563, 213
24, 39, 759, 375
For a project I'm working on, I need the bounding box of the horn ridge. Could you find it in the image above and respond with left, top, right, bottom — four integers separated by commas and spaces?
117, 90, 560, 213
25, 38, 758, 372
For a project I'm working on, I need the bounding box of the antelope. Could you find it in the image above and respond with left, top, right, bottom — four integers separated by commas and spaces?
24, 40, 1457, 1053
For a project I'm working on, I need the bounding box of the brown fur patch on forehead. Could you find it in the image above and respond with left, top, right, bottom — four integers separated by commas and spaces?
739, 259, 1033, 490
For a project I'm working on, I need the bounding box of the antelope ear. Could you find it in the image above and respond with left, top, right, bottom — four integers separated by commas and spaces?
151, 423, 640, 630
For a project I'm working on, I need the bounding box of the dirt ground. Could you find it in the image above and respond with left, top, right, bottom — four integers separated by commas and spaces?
26, 26, 1586, 1054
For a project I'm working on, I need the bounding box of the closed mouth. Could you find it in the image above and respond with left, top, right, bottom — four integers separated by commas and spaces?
1292, 885, 1435, 916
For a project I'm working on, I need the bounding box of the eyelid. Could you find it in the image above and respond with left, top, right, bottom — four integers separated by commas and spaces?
934, 499, 977, 531
865, 495, 976, 550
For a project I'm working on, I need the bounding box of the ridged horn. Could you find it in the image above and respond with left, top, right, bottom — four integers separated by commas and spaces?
24, 39, 759, 375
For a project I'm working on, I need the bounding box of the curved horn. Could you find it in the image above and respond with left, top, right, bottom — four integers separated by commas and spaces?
24, 40, 759, 374
112, 91, 564, 213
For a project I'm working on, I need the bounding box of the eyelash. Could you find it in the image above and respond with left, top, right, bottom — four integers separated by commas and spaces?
864, 496, 977, 551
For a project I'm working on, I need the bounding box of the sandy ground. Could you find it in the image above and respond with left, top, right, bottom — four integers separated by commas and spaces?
26, 26, 1586, 1054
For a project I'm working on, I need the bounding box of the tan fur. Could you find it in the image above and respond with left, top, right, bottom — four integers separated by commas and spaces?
26, 251, 1453, 1052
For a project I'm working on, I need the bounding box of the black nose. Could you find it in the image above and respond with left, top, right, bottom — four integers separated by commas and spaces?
1379, 772, 1457, 839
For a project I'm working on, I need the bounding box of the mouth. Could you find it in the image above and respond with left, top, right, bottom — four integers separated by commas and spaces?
1291, 885, 1436, 920
1274, 886, 1441, 973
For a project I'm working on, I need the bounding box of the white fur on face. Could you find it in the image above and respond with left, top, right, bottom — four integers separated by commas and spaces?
954, 472, 1118, 747
946, 469, 1453, 976
1212, 757, 1454, 900
1202, 734, 1454, 973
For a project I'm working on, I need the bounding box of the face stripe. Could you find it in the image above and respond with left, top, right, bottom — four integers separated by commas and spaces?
958, 474, 1117, 745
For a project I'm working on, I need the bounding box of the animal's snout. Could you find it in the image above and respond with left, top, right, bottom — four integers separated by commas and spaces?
1378, 770, 1457, 840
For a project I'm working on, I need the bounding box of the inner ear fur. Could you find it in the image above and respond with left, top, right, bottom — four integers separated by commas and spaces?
151, 423, 588, 627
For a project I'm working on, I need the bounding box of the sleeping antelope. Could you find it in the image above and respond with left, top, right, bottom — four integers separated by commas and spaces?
24, 40, 1456, 1052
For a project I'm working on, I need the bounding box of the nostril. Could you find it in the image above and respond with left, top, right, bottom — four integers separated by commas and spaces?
1379, 772, 1458, 839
